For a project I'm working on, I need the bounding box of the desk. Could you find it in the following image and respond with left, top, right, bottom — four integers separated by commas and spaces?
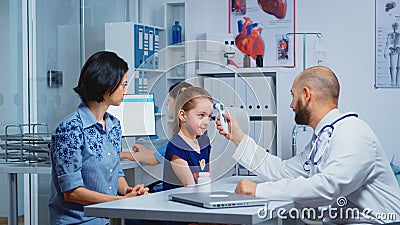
85, 176, 293, 225
0, 160, 139, 225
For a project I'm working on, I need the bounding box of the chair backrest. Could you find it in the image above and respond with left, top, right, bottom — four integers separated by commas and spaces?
208, 107, 249, 180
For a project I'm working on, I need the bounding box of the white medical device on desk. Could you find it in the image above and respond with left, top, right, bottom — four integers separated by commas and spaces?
303, 113, 358, 172
214, 103, 229, 134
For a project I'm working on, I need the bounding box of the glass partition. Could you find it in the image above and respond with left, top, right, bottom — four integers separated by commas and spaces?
0, 0, 25, 220
0, 0, 135, 223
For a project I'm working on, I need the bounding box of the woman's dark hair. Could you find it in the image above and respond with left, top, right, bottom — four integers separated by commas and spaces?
74, 51, 128, 103
168, 81, 192, 99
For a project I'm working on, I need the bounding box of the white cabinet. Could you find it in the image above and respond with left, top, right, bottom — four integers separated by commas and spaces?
198, 68, 282, 158
164, 1, 188, 87
104, 2, 189, 142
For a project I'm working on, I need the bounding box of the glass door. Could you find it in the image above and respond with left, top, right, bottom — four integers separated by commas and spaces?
0, 0, 26, 221
31, 1, 132, 224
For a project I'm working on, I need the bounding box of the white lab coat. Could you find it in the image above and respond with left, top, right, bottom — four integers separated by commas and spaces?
233, 109, 400, 223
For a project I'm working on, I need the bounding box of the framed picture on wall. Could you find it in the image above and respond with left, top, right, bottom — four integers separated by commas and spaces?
229, 0, 295, 68
375, 0, 400, 88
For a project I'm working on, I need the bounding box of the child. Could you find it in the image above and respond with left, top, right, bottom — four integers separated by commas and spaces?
162, 86, 213, 191
120, 82, 192, 166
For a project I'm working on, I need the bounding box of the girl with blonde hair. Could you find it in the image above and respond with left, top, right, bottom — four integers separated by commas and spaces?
162, 86, 213, 191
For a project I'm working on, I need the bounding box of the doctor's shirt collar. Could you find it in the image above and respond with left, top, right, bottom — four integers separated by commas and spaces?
314, 108, 341, 136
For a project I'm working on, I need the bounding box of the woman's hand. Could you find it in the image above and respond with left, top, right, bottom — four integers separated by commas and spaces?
124, 184, 149, 198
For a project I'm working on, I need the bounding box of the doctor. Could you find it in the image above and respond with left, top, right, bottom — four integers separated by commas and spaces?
217, 66, 400, 223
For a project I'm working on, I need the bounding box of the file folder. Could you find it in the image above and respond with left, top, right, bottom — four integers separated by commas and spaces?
134, 24, 144, 68
154, 28, 160, 69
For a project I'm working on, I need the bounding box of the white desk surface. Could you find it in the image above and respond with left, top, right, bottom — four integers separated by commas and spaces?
85, 176, 293, 224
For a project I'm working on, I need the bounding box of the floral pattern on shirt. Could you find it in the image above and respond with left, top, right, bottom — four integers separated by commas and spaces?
52, 115, 83, 168
108, 115, 121, 155
85, 126, 104, 161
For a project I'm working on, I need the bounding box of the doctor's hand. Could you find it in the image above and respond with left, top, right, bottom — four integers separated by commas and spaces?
235, 179, 257, 197
216, 114, 245, 146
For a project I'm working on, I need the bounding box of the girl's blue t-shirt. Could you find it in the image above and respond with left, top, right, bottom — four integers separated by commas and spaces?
162, 134, 211, 191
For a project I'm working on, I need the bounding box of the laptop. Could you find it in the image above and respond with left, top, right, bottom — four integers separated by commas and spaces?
168, 191, 269, 209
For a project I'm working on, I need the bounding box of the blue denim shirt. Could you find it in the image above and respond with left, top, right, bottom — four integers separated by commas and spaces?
49, 102, 124, 225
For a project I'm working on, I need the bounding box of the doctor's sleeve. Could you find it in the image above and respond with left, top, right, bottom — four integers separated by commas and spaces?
233, 135, 310, 181
254, 128, 376, 206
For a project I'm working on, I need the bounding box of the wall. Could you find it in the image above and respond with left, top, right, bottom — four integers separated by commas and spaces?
295, 0, 400, 159
72, 0, 398, 160
180, 0, 400, 159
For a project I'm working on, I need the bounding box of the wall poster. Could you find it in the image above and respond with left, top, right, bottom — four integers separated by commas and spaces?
229, 0, 295, 68
376, 0, 400, 88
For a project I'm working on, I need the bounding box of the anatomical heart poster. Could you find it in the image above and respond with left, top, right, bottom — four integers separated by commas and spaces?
229, 0, 295, 67
375, 0, 400, 88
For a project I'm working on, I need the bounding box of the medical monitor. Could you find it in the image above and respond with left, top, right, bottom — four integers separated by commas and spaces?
107, 94, 156, 137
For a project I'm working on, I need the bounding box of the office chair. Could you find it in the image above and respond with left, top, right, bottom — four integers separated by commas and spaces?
208, 106, 249, 180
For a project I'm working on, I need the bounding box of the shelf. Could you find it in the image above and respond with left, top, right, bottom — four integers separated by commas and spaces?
210, 114, 277, 121
197, 68, 276, 77
155, 113, 164, 117
0, 133, 50, 142
249, 114, 277, 121
1, 124, 50, 163
167, 43, 185, 49
0, 144, 48, 153
134, 68, 166, 73
167, 77, 185, 80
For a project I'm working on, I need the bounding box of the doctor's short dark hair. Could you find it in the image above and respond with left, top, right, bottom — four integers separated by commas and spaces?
74, 51, 128, 103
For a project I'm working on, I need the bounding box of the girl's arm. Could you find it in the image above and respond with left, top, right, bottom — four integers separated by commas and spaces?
170, 155, 196, 186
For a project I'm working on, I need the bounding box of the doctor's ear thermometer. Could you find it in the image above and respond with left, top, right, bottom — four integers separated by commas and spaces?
213, 103, 229, 134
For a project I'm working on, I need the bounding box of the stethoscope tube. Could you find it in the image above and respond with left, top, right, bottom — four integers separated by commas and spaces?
303, 113, 358, 172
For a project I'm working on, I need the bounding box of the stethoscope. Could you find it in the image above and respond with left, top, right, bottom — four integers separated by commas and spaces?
303, 113, 358, 172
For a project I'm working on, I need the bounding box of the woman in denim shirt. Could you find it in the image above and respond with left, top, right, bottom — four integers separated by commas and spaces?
49, 51, 148, 225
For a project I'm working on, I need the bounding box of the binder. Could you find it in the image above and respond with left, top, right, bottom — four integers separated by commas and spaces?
134, 24, 144, 68
142, 26, 150, 68
218, 77, 235, 108
249, 121, 255, 145
261, 120, 275, 152
135, 71, 148, 94
204, 77, 214, 98
148, 28, 154, 68
244, 77, 257, 116
204, 77, 219, 103
253, 120, 264, 148
246, 77, 276, 116
235, 76, 247, 110
154, 28, 160, 69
